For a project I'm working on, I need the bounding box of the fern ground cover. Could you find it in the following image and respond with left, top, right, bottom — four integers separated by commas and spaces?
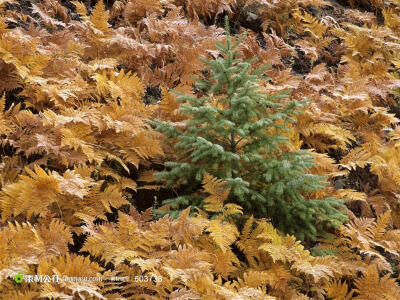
1, 0, 400, 299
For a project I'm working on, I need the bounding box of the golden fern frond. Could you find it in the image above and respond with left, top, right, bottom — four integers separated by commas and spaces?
171, 207, 209, 246
34, 219, 72, 255
300, 123, 357, 151
79, 213, 140, 265
339, 146, 375, 170
241, 215, 255, 239
0, 92, 4, 113
38, 254, 106, 299
0, 221, 40, 282
52, 169, 93, 199
240, 270, 274, 289
202, 173, 230, 213
368, 210, 391, 240
257, 224, 286, 263
206, 219, 239, 253
0, 36, 30, 79
222, 203, 243, 218
235, 216, 265, 267
239, 264, 293, 294
0, 92, 8, 134
324, 280, 354, 300
0, 157, 20, 189
72, 1, 87, 17
299, 0, 332, 6
0, 165, 61, 221
0, 219, 72, 286
293, 9, 329, 38
89, 0, 111, 36
335, 189, 367, 202
98, 184, 130, 213
0, 291, 40, 299
93, 69, 145, 103
169, 288, 200, 299
201, 173, 243, 218
158, 87, 184, 121
353, 265, 400, 299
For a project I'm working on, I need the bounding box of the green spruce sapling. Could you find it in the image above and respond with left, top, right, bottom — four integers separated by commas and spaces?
151, 17, 347, 241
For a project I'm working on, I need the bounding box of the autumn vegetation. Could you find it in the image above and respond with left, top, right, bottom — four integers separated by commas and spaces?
1, 0, 400, 299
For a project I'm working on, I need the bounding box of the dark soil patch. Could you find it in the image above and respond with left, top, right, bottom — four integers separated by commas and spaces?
387, 96, 400, 120
67, 0, 116, 11
343, 165, 379, 192
205, 12, 243, 35
292, 49, 312, 75
143, 85, 162, 105
340, 166, 379, 217
4, 88, 26, 111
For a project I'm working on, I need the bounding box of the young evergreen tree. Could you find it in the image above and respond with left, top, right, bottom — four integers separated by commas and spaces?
151, 18, 347, 241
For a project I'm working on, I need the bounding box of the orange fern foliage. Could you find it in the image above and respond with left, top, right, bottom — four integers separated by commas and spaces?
2, 0, 400, 298
174, 0, 236, 20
